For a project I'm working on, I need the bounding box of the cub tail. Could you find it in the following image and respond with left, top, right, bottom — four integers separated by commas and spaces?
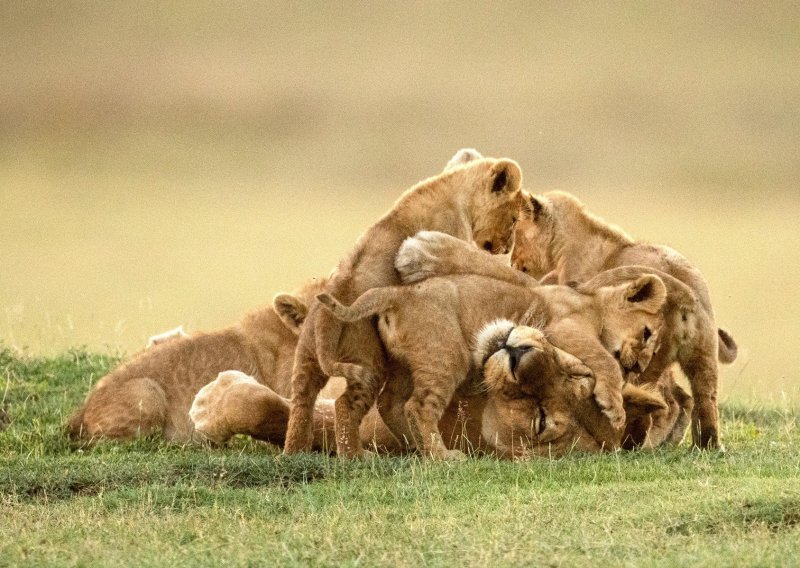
316, 287, 402, 323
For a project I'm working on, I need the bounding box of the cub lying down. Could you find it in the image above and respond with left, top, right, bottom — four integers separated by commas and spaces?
67, 278, 327, 443
286, 151, 524, 458
191, 321, 680, 457
317, 269, 668, 458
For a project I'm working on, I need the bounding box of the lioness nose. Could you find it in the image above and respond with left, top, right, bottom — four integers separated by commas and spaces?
506, 345, 532, 370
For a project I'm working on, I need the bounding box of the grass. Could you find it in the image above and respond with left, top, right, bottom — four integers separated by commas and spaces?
1, 348, 799, 566
1, 4, 798, 564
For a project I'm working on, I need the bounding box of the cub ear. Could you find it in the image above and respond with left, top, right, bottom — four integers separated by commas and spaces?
273, 293, 308, 335
521, 194, 546, 222
445, 148, 483, 169
530, 195, 544, 220
622, 383, 667, 417
489, 159, 522, 194
553, 346, 594, 398
622, 275, 667, 314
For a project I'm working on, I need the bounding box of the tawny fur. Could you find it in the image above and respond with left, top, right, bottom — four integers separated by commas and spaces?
510, 190, 736, 448
67, 278, 328, 443
191, 326, 674, 458
285, 151, 524, 457
316, 266, 668, 459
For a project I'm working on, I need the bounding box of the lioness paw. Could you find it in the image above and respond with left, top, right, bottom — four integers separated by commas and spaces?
190, 370, 259, 444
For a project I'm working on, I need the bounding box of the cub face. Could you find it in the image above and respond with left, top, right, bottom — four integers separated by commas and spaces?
510, 193, 557, 278
447, 156, 524, 255
595, 275, 667, 382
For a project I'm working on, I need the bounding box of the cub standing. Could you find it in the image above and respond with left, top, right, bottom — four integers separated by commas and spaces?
284, 152, 524, 457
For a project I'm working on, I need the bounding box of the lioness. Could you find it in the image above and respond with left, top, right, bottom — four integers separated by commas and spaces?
191, 322, 673, 458
285, 152, 524, 457
67, 278, 327, 442
316, 268, 667, 459
509, 191, 736, 448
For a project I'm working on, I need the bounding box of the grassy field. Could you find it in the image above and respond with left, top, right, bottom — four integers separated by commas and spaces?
1, 4, 799, 566
2, 349, 799, 566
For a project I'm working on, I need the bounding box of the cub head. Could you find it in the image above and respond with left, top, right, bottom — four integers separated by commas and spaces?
511, 191, 631, 278
443, 150, 524, 255
588, 274, 667, 383
476, 320, 667, 458
510, 192, 559, 277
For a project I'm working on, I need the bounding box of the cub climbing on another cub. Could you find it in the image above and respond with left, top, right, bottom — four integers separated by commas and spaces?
317, 265, 668, 459
509, 191, 736, 448
191, 321, 678, 457
285, 151, 524, 458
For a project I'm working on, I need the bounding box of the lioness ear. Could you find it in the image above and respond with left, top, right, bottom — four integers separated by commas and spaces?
553, 346, 594, 397
273, 293, 308, 335
622, 383, 667, 417
622, 275, 667, 314
489, 159, 522, 194
445, 148, 483, 169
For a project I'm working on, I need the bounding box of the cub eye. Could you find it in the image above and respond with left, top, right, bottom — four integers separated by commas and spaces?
643, 326, 652, 341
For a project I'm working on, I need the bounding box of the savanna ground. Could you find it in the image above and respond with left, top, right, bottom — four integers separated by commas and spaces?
1, 350, 799, 566
2, 3, 799, 566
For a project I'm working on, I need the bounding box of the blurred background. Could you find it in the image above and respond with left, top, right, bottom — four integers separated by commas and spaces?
1, 2, 798, 401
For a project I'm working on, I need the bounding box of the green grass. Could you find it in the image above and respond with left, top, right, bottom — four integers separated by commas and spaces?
1, 348, 799, 566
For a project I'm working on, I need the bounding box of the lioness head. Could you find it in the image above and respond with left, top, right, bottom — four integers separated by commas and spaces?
443, 149, 524, 255
476, 320, 667, 458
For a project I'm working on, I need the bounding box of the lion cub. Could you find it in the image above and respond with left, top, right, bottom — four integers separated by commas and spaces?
67, 278, 326, 443
317, 269, 667, 459
509, 191, 736, 448
284, 152, 524, 457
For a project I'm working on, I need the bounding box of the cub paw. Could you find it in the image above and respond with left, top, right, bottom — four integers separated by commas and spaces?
395, 231, 456, 283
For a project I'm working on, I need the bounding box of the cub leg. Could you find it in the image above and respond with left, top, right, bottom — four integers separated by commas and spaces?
285, 344, 328, 454
331, 361, 382, 458
681, 346, 720, 449
376, 364, 415, 449
666, 382, 693, 445
404, 366, 467, 460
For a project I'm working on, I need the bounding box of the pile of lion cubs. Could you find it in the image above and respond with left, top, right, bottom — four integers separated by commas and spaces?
69, 149, 737, 459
